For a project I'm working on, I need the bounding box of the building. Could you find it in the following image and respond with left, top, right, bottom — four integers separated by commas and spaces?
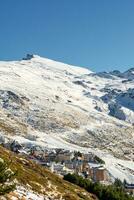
10, 140, 22, 153
73, 160, 83, 174
83, 152, 94, 162
43, 152, 56, 162
125, 184, 134, 195
64, 160, 74, 170
92, 167, 108, 182
56, 150, 74, 162
88, 163, 108, 182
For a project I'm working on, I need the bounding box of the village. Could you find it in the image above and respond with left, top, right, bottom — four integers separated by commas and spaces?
1, 140, 133, 195
1, 140, 134, 195
4, 140, 110, 183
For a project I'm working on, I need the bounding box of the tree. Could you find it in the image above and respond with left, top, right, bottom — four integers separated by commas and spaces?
64, 173, 134, 200
94, 155, 105, 164
0, 158, 16, 195
114, 178, 123, 188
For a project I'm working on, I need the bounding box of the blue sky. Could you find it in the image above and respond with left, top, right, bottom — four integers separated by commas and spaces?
0, 0, 134, 72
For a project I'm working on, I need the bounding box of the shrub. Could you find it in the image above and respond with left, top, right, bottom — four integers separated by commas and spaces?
0, 159, 16, 195
94, 156, 105, 164
64, 173, 134, 200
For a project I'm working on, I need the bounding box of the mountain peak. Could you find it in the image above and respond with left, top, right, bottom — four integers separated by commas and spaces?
22, 54, 40, 60
22, 54, 92, 75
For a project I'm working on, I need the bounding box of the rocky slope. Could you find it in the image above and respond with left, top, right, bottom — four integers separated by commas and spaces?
0, 54, 133, 182
0, 146, 95, 200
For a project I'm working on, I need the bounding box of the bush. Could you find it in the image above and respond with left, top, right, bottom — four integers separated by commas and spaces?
114, 178, 124, 189
64, 173, 134, 200
94, 156, 105, 164
0, 159, 16, 195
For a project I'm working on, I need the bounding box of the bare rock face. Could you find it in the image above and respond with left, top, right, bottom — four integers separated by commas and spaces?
22, 54, 34, 60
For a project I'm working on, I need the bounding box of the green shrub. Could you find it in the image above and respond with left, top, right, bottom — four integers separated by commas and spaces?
64, 173, 134, 200
94, 156, 105, 164
0, 159, 16, 195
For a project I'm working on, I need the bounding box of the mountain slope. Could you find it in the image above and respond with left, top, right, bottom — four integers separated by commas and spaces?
0, 54, 133, 183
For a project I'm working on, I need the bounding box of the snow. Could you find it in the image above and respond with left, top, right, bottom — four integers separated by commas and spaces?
0, 55, 133, 184
10, 130, 134, 184
14, 186, 44, 200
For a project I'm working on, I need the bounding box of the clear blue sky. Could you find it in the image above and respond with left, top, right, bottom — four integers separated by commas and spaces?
0, 0, 134, 72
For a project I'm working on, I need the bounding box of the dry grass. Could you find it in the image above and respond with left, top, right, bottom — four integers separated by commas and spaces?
0, 146, 95, 200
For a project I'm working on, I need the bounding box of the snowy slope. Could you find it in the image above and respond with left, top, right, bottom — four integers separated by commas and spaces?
0, 54, 134, 183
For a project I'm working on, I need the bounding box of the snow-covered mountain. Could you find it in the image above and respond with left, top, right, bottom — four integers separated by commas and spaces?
0, 54, 134, 183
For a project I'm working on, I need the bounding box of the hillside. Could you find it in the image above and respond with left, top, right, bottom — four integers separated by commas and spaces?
0, 145, 96, 200
0, 54, 133, 183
